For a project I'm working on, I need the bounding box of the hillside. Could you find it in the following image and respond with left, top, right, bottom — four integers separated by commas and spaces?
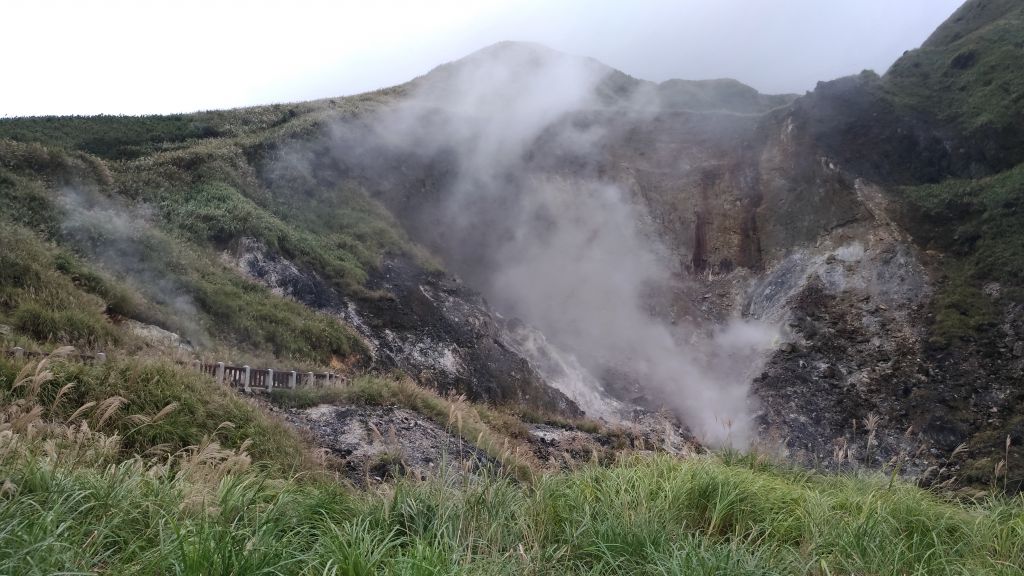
2, 1, 1024, 573
2, 2, 1023, 481
885, 0, 1024, 174
0, 87, 577, 413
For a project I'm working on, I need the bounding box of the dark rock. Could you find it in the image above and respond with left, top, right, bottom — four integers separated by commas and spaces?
230, 240, 582, 417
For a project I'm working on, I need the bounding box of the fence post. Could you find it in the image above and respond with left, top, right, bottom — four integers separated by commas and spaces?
95, 352, 107, 363
266, 368, 274, 391
306, 371, 314, 386
289, 371, 297, 389
191, 359, 200, 371
13, 347, 25, 359
243, 365, 251, 393
216, 362, 225, 385
323, 372, 331, 385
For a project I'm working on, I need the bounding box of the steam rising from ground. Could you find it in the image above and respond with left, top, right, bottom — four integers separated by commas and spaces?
59, 188, 207, 347
352, 43, 777, 446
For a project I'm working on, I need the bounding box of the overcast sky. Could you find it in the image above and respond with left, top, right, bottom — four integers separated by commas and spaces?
2, 0, 964, 117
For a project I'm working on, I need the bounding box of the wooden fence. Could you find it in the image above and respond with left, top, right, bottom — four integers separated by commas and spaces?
4, 347, 342, 393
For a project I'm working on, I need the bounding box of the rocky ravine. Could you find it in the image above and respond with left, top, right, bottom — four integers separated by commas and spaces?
223, 43, 1020, 485
224, 237, 582, 417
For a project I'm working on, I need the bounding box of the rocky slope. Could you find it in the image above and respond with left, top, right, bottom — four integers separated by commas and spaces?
247, 5, 1021, 484
1, 1, 1020, 489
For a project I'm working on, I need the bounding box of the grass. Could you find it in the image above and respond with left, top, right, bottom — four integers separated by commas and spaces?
655, 78, 796, 113
0, 217, 365, 365
899, 163, 1024, 284
0, 86, 405, 160
0, 94, 418, 366
0, 226, 122, 350
0, 114, 224, 160
0, 134, 374, 364
182, 246, 368, 363
883, 0, 1024, 172
0, 23, 1022, 572
0, 353, 311, 472
896, 163, 1024, 343
157, 179, 400, 295
10, 302, 120, 350
0, 349, 1020, 575
1, 441, 1022, 574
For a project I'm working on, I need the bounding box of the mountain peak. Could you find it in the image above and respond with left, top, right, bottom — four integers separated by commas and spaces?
414, 41, 795, 114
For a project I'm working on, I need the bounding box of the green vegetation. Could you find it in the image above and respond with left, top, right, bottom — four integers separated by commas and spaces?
897, 163, 1024, 343
0, 354, 310, 472
182, 243, 367, 363
157, 180, 404, 294
2, 358, 1023, 575
900, 164, 1024, 285
0, 114, 223, 160
883, 0, 1024, 169
0, 226, 122, 349
0, 215, 364, 364
0, 87, 417, 365
868, 0, 1024, 349
0, 88, 405, 160
2, 17, 1023, 572
656, 78, 796, 114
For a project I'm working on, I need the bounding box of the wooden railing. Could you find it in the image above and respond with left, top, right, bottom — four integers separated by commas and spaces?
4, 347, 342, 393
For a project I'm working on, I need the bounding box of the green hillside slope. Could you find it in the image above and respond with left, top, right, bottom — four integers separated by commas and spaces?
0, 90, 416, 366
883, 0, 1024, 173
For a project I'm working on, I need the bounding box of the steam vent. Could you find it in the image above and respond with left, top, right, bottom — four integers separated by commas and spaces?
2, 1, 1023, 572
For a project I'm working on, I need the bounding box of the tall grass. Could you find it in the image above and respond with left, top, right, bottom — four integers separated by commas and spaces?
0, 353, 311, 472
2, 131, 390, 365
1, 451, 1021, 574
1, 353, 1022, 574
0, 226, 122, 350
0, 215, 366, 366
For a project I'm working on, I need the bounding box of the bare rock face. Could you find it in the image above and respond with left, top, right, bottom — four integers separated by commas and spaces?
567, 99, 960, 471
247, 46, 1017, 480
122, 319, 194, 351
354, 257, 581, 415
224, 237, 581, 417
282, 404, 495, 485
317, 88, 958, 471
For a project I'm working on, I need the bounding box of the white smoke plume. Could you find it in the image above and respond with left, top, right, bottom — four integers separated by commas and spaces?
58, 187, 208, 347
335, 43, 778, 446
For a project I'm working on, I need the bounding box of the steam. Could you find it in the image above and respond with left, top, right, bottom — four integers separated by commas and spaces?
58, 187, 207, 346
344, 43, 778, 446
